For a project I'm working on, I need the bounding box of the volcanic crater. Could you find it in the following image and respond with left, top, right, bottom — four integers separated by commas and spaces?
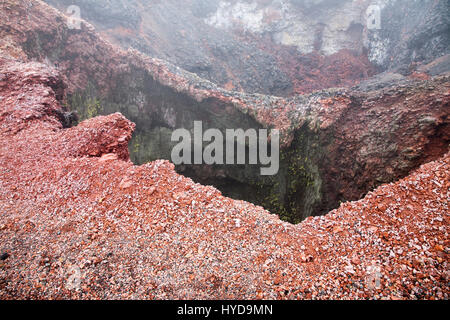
0, 0, 449, 300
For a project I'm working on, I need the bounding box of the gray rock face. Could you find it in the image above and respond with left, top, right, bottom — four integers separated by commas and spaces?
44, 0, 293, 95
367, 0, 450, 73
43, 0, 449, 96
46, 0, 141, 29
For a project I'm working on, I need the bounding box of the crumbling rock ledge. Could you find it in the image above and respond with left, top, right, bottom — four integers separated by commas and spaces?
0, 58, 448, 300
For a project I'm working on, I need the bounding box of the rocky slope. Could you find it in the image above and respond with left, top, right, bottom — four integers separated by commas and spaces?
1, 0, 449, 222
42, 0, 450, 96
0, 0, 449, 300
0, 57, 449, 300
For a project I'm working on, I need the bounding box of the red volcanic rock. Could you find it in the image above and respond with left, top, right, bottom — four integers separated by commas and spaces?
409, 72, 431, 81
0, 0, 448, 299
251, 33, 377, 95
1, 0, 448, 223
0, 59, 65, 134
318, 76, 450, 211
0, 57, 449, 300
58, 113, 135, 161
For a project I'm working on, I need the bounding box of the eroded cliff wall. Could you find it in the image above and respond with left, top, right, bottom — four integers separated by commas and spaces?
43, 0, 450, 96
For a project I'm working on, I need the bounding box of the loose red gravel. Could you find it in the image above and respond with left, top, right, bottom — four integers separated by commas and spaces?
0, 57, 449, 300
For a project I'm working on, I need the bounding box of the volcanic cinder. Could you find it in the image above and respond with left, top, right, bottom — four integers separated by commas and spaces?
0, 0, 449, 300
